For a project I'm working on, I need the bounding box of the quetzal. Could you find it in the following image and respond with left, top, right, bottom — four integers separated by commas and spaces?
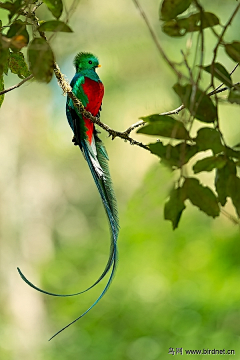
17, 52, 119, 339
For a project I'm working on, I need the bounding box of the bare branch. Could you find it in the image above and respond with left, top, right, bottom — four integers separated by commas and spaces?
0, 74, 33, 95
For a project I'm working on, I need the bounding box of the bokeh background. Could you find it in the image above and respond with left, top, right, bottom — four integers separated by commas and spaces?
1, 0, 240, 359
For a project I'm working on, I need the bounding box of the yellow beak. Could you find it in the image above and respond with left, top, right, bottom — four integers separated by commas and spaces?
97, 64, 101, 67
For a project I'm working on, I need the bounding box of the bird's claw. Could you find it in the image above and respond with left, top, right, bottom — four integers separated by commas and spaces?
72, 136, 79, 146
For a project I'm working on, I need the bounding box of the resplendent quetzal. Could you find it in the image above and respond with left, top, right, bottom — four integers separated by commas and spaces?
18, 52, 119, 339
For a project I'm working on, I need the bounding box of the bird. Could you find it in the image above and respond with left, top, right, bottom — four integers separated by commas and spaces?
17, 52, 119, 339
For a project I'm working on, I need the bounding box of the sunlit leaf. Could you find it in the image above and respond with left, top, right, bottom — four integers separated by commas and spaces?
173, 83, 217, 122
225, 42, 240, 63
0, 74, 4, 108
215, 159, 236, 206
194, 127, 223, 154
138, 114, 190, 139
183, 178, 220, 218
202, 62, 232, 87
42, 0, 63, 19
164, 187, 186, 229
149, 141, 198, 169
193, 155, 226, 174
228, 86, 240, 105
160, 0, 192, 21
38, 20, 73, 32
28, 38, 55, 83
9, 51, 31, 79
228, 175, 240, 217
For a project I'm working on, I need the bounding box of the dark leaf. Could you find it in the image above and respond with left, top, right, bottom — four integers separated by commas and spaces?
162, 12, 219, 37
0, 36, 10, 76
42, 0, 63, 19
164, 187, 186, 229
138, 114, 190, 139
162, 19, 186, 37
177, 12, 219, 32
38, 20, 73, 32
202, 62, 232, 87
228, 175, 240, 217
0, 74, 4, 108
28, 38, 55, 83
225, 146, 240, 160
194, 127, 223, 154
160, 0, 191, 21
183, 178, 220, 218
9, 51, 31, 79
7, 20, 29, 51
228, 86, 240, 105
149, 141, 198, 169
225, 42, 240, 63
215, 159, 236, 206
0, 0, 23, 19
173, 83, 217, 122
193, 155, 226, 174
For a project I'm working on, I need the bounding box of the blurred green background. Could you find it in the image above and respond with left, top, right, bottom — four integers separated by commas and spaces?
1, 0, 240, 359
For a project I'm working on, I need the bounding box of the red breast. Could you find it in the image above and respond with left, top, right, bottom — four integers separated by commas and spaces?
82, 77, 104, 144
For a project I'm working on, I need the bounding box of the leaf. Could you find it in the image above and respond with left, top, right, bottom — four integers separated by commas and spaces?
138, 114, 190, 139
225, 146, 240, 160
173, 83, 217, 122
228, 175, 240, 217
42, 0, 63, 19
164, 187, 186, 229
215, 159, 236, 206
0, 74, 4, 108
0, 37, 10, 76
149, 141, 198, 169
162, 12, 219, 37
202, 62, 232, 87
7, 20, 29, 51
9, 51, 31, 79
38, 20, 73, 32
193, 155, 226, 174
0, 0, 23, 19
177, 12, 219, 32
183, 178, 220, 218
28, 38, 55, 83
160, 0, 192, 21
194, 127, 223, 154
225, 42, 240, 63
228, 86, 240, 105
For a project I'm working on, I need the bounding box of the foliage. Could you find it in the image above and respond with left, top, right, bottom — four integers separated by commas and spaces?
0, 0, 72, 88
138, 0, 240, 229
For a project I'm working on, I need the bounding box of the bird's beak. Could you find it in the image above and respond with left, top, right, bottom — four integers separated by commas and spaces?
97, 64, 101, 67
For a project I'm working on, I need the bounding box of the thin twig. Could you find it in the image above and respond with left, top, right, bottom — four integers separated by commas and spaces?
131, 0, 184, 79
0, 74, 34, 95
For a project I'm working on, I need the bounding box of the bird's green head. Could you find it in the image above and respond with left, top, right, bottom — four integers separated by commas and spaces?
74, 52, 100, 73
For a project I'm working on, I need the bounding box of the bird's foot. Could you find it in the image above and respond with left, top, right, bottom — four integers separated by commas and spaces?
72, 136, 79, 146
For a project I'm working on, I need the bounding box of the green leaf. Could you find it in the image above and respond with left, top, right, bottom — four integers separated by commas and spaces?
0, 0, 23, 19
162, 12, 219, 37
183, 178, 220, 218
9, 51, 31, 79
28, 38, 55, 83
42, 0, 63, 19
225, 146, 240, 160
228, 86, 240, 105
173, 83, 217, 122
0, 37, 10, 76
225, 42, 240, 63
215, 159, 236, 206
38, 20, 73, 32
178, 12, 219, 32
0, 74, 4, 108
193, 155, 226, 174
138, 114, 190, 139
160, 0, 192, 21
149, 141, 198, 169
194, 127, 223, 154
202, 62, 232, 87
164, 187, 186, 229
228, 175, 240, 217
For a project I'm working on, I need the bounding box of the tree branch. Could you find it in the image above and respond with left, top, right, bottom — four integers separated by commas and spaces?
0, 74, 33, 95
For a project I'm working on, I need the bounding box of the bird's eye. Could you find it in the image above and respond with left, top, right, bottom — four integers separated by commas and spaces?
88, 60, 92, 64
